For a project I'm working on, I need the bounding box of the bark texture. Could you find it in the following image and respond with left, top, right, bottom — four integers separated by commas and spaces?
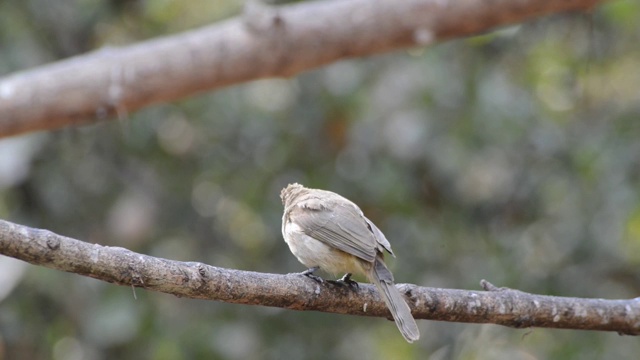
1, 219, 638, 334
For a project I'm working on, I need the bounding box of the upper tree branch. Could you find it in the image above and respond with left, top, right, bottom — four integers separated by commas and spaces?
0, 0, 605, 138
1, 219, 638, 334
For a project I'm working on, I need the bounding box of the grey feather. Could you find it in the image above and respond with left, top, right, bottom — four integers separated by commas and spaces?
365, 218, 394, 257
371, 259, 420, 343
290, 200, 378, 262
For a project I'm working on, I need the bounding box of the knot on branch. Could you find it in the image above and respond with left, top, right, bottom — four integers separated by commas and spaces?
46, 233, 60, 250
243, 0, 284, 34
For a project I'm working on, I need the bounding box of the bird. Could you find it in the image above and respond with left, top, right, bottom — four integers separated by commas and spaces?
280, 183, 420, 343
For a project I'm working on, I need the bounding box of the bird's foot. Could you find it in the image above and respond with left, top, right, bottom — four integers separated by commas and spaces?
300, 267, 324, 283
328, 273, 359, 289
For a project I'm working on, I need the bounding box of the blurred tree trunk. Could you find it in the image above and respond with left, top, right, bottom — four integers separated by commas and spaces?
0, 0, 604, 138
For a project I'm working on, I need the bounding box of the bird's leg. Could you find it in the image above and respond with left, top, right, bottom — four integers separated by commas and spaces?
328, 273, 359, 289
300, 266, 324, 283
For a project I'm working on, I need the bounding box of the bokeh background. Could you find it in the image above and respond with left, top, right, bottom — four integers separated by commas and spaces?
1, 0, 640, 359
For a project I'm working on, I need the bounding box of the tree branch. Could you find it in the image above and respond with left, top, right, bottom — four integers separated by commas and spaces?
0, 0, 605, 138
1, 218, 638, 334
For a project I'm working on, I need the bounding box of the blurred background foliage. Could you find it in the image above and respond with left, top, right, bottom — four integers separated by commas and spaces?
1, 0, 640, 359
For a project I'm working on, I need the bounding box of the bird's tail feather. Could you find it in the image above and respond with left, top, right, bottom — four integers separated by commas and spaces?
370, 259, 420, 343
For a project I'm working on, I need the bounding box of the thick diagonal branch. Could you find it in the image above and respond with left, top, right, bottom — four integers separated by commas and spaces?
0, 218, 638, 334
0, 0, 605, 138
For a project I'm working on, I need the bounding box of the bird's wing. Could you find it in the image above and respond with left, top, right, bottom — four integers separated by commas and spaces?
290, 198, 378, 263
364, 217, 395, 257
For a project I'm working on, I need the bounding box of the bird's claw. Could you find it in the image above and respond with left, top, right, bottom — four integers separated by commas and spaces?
328, 273, 359, 289
300, 267, 324, 283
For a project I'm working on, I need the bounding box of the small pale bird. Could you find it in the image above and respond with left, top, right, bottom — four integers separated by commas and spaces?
280, 183, 420, 343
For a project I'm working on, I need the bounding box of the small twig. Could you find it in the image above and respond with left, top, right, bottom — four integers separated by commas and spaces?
481, 279, 511, 291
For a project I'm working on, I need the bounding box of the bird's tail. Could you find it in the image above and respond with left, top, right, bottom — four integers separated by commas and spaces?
369, 258, 420, 343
